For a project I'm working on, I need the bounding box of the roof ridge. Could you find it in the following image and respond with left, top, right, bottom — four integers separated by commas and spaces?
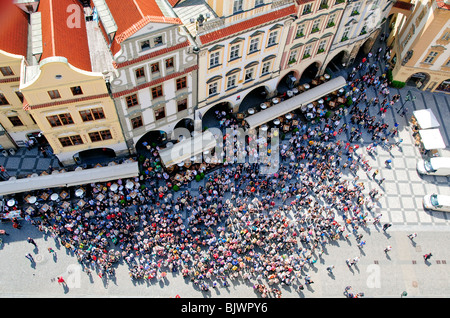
115, 15, 182, 44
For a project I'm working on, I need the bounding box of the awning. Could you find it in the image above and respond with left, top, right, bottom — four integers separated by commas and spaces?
244, 76, 347, 129
413, 109, 440, 129
159, 130, 217, 167
0, 161, 140, 196
419, 128, 446, 150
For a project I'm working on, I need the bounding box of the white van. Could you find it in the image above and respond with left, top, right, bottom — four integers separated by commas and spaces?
416, 157, 450, 176
423, 194, 450, 212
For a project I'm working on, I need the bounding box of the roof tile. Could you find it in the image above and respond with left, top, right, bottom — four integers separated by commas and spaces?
0, 0, 29, 57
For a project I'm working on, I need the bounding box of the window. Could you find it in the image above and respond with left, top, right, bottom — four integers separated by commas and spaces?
59, 135, 83, 147
79, 107, 105, 122
70, 86, 83, 96
424, 51, 438, 64
131, 115, 143, 129
249, 38, 259, 53
154, 107, 165, 121
320, 0, 328, 9
227, 74, 237, 89
46, 113, 74, 127
89, 130, 112, 142
233, 0, 243, 13
208, 82, 218, 96
0, 66, 14, 76
48, 90, 61, 100
126, 94, 139, 108
177, 99, 188, 112
140, 40, 150, 51
360, 23, 368, 35
151, 85, 163, 99
327, 14, 336, 28
8, 116, 23, 127
267, 31, 278, 46
289, 50, 297, 64
318, 39, 327, 53
342, 26, 351, 40
303, 45, 312, 59
165, 57, 174, 69
230, 44, 240, 60
176, 77, 187, 90
210, 51, 220, 68
15, 91, 24, 103
245, 68, 254, 81
441, 32, 450, 41
151, 62, 160, 73
311, 19, 321, 33
0, 93, 9, 105
154, 36, 163, 46
302, 4, 312, 15
135, 67, 145, 80
296, 24, 305, 38
255, 0, 264, 6
261, 61, 271, 75
351, 3, 361, 15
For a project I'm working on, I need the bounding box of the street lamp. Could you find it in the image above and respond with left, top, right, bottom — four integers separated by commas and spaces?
397, 90, 416, 114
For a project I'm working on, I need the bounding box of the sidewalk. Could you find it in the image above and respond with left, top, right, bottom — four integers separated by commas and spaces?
0, 146, 60, 180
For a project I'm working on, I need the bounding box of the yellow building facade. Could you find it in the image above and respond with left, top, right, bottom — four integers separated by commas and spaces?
20, 58, 127, 165
388, 0, 450, 93
17, 0, 127, 165
0, 3, 39, 150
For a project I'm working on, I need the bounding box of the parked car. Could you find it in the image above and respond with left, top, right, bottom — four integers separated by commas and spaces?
417, 157, 450, 176
423, 194, 450, 212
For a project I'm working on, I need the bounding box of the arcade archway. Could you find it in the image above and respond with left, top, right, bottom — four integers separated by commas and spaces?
74, 148, 116, 166
406, 72, 430, 89
299, 62, 320, 85
135, 130, 168, 153
238, 86, 269, 114
201, 102, 233, 130
277, 71, 298, 94
324, 50, 349, 74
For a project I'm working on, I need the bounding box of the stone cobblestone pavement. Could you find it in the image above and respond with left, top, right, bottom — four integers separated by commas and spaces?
0, 24, 449, 298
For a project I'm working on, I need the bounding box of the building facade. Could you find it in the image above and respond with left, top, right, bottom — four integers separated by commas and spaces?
90, 0, 199, 153
323, 0, 393, 72
0, 2, 39, 150
19, 0, 127, 165
278, 0, 346, 88
171, 0, 297, 125
388, 0, 450, 93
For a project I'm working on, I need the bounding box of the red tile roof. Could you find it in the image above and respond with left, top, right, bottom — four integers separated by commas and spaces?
392, 1, 414, 11
436, 0, 450, 10
166, 0, 181, 6
104, 0, 182, 56
0, 0, 29, 57
199, 5, 297, 45
39, 0, 92, 72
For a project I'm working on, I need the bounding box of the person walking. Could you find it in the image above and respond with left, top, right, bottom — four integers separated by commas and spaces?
372, 169, 379, 180
27, 237, 37, 248
385, 159, 392, 168
408, 233, 417, 240
326, 265, 335, 273
382, 223, 392, 232
384, 246, 392, 253
423, 253, 432, 261
25, 253, 34, 263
